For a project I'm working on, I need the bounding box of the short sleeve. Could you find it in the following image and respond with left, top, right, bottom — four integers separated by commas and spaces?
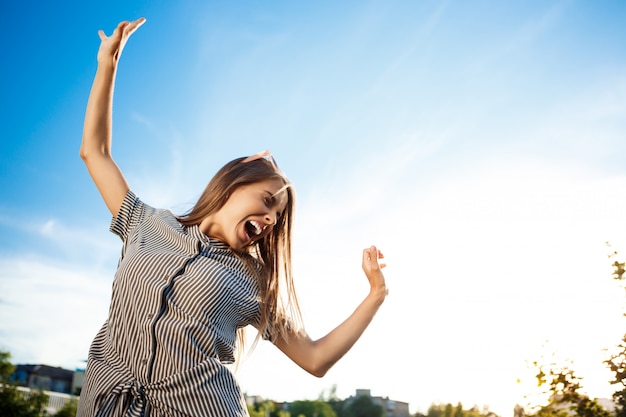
261, 313, 296, 343
109, 190, 154, 242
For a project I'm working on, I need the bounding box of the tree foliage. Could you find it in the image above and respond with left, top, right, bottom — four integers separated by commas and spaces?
247, 400, 290, 417
605, 249, 626, 417
343, 394, 383, 417
0, 351, 15, 383
288, 399, 337, 417
421, 402, 498, 417
521, 247, 626, 417
52, 398, 78, 417
318, 385, 344, 417
0, 351, 48, 417
605, 334, 626, 417
524, 350, 612, 417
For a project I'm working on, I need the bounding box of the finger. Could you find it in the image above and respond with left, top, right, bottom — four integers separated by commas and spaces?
113, 21, 129, 38
364, 246, 376, 261
97, 29, 106, 40
126, 17, 147, 35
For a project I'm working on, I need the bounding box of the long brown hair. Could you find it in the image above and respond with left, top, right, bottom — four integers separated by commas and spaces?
177, 156, 302, 359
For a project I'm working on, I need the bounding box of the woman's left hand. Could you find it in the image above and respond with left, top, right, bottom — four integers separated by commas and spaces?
362, 245, 387, 296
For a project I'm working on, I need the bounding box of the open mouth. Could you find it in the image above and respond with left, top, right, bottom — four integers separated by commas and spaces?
244, 220, 264, 240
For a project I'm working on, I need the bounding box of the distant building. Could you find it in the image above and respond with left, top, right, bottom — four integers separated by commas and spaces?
598, 398, 616, 413
11, 364, 84, 395
245, 394, 266, 406
547, 395, 615, 416
345, 388, 410, 417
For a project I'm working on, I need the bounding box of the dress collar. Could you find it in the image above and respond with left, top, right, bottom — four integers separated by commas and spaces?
188, 224, 231, 250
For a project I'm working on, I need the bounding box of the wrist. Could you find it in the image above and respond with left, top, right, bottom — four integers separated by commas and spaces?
368, 285, 388, 304
96, 55, 119, 71
94, 61, 118, 82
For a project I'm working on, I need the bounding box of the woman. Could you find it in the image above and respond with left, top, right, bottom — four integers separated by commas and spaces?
77, 17, 388, 417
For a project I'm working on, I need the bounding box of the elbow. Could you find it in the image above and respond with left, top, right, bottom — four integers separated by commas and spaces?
279, 335, 335, 378
79, 145, 88, 162
300, 341, 345, 378
79, 139, 108, 163
305, 359, 332, 378
313, 369, 328, 378
307, 367, 328, 378
293, 353, 330, 378
79, 138, 92, 162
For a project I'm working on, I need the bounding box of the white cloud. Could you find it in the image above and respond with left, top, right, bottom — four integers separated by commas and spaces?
0, 257, 111, 369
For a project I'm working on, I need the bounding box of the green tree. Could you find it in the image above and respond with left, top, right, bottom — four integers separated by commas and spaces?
52, 398, 78, 417
0, 350, 48, 417
425, 403, 498, 417
426, 403, 444, 417
605, 249, 626, 417
470, 405, 499, 417
343, 395, 383, 417
248, 402, 267, 417
319, 385, 345, 417
605, 335, 626, 417
248, 405, 260, 417
521, 245, 626, 417
0, 351, 14, 381
289, 400, 337, 417
453, 403, 464, 417
525, 356, 611, 417
247, 399, 288, 417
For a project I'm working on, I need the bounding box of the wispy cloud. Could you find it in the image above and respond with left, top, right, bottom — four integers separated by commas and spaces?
0, 257, 111, 368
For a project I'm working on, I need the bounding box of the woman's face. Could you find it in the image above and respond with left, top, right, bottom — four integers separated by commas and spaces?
200, 179, 288, 250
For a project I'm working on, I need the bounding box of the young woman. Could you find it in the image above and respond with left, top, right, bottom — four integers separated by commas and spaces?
77, 18, 388, 417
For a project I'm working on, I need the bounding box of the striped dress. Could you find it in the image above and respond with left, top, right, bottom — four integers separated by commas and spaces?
77, 191, 264, 417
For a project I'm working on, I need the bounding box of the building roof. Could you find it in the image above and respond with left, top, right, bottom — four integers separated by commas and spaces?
15, 364, 74, 380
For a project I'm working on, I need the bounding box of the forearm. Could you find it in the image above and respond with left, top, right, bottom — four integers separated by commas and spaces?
312, 287, 387, 374
80, 61, 117, 160
277, 286, 387, 378
276, 246, 387, 377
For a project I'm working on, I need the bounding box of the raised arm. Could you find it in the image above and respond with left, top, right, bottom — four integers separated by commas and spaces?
274, 245, 388, 377
79, 18, 145, 217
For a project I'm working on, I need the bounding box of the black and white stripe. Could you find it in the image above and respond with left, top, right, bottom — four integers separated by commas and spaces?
77, 191, 262, 417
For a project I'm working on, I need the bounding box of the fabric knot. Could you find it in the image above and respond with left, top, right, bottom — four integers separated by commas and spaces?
95, 379, 148, 417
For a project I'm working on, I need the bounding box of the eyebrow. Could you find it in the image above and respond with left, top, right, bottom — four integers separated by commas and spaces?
263, 190, 279, 203
264, 189, 288, 207
265, 185, 288, 197
272, 184, 290, 196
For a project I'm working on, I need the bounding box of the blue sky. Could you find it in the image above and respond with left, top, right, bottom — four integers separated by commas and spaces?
2, 1, 626, 415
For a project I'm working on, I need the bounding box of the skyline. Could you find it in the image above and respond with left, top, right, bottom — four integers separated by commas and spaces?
2, 1, 626, 415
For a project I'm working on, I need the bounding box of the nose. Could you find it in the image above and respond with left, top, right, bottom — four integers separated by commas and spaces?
264, 212, 277, 226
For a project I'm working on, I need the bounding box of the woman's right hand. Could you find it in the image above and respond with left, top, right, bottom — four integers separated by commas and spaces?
96, 18, 146, 65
